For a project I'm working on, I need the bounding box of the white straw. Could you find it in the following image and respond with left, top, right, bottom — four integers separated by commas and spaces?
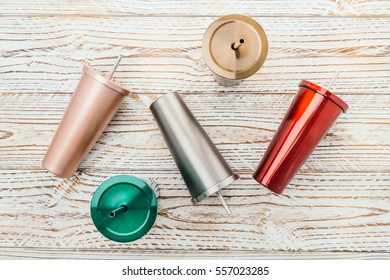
326, 71, 340, 90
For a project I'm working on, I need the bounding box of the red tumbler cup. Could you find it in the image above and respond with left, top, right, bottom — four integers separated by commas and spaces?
253, 80, 349, 194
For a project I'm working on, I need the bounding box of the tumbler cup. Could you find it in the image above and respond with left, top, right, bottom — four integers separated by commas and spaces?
253, 80, 349, 194
202, 14, 268, 86
90, 175, 159, 243
150, 92, 239, 214
42, 56, 130, 178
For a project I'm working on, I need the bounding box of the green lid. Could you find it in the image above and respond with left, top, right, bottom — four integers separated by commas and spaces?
90, 175, 158, 242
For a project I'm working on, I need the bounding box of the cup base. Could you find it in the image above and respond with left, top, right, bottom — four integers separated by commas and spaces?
41, 158, 74, 178
213, 73, 241, 87
252, 174, 284, 194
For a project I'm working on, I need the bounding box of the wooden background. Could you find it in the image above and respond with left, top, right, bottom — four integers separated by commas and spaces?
0, 0, 389, 259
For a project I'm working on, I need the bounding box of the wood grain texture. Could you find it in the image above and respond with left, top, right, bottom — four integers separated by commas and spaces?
0, 17, 389, 94
0, 170, 389, 252
1, 249, 390, 260
0, 93, 389, 172
0, 0, 389, 259
0, 0, 389, 16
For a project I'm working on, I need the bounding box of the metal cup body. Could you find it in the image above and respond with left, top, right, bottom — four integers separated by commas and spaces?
253, 80, 349, 194
212, 73, 241, 87
150, 92, 239, 204
42, 65, 129, 178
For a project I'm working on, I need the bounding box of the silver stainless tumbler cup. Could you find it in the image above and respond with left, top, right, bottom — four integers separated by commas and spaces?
150, 92, 239, 214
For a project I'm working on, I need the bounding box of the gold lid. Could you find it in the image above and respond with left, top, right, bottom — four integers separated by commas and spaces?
202, 14, 268, 80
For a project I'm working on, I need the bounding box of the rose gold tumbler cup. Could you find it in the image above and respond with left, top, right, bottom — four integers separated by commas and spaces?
42, 56, 130, 178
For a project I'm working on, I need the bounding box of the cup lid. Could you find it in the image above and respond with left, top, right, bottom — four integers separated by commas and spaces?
83, 64, 130, 96
202, 14, 268, 80
90, 175, 158, 242
299, 80, 349, 112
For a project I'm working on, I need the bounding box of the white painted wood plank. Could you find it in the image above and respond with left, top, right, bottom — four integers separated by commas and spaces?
1, 248, 389, 260
0, 0, 389, 16
0, 0, 389, 259
0, 169, 388, 252
0, 17, 389, 94
0, 93, 388, 172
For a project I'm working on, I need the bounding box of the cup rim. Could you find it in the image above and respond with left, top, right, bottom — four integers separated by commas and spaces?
299, 80, 349, 112
83, 64, 130, 96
